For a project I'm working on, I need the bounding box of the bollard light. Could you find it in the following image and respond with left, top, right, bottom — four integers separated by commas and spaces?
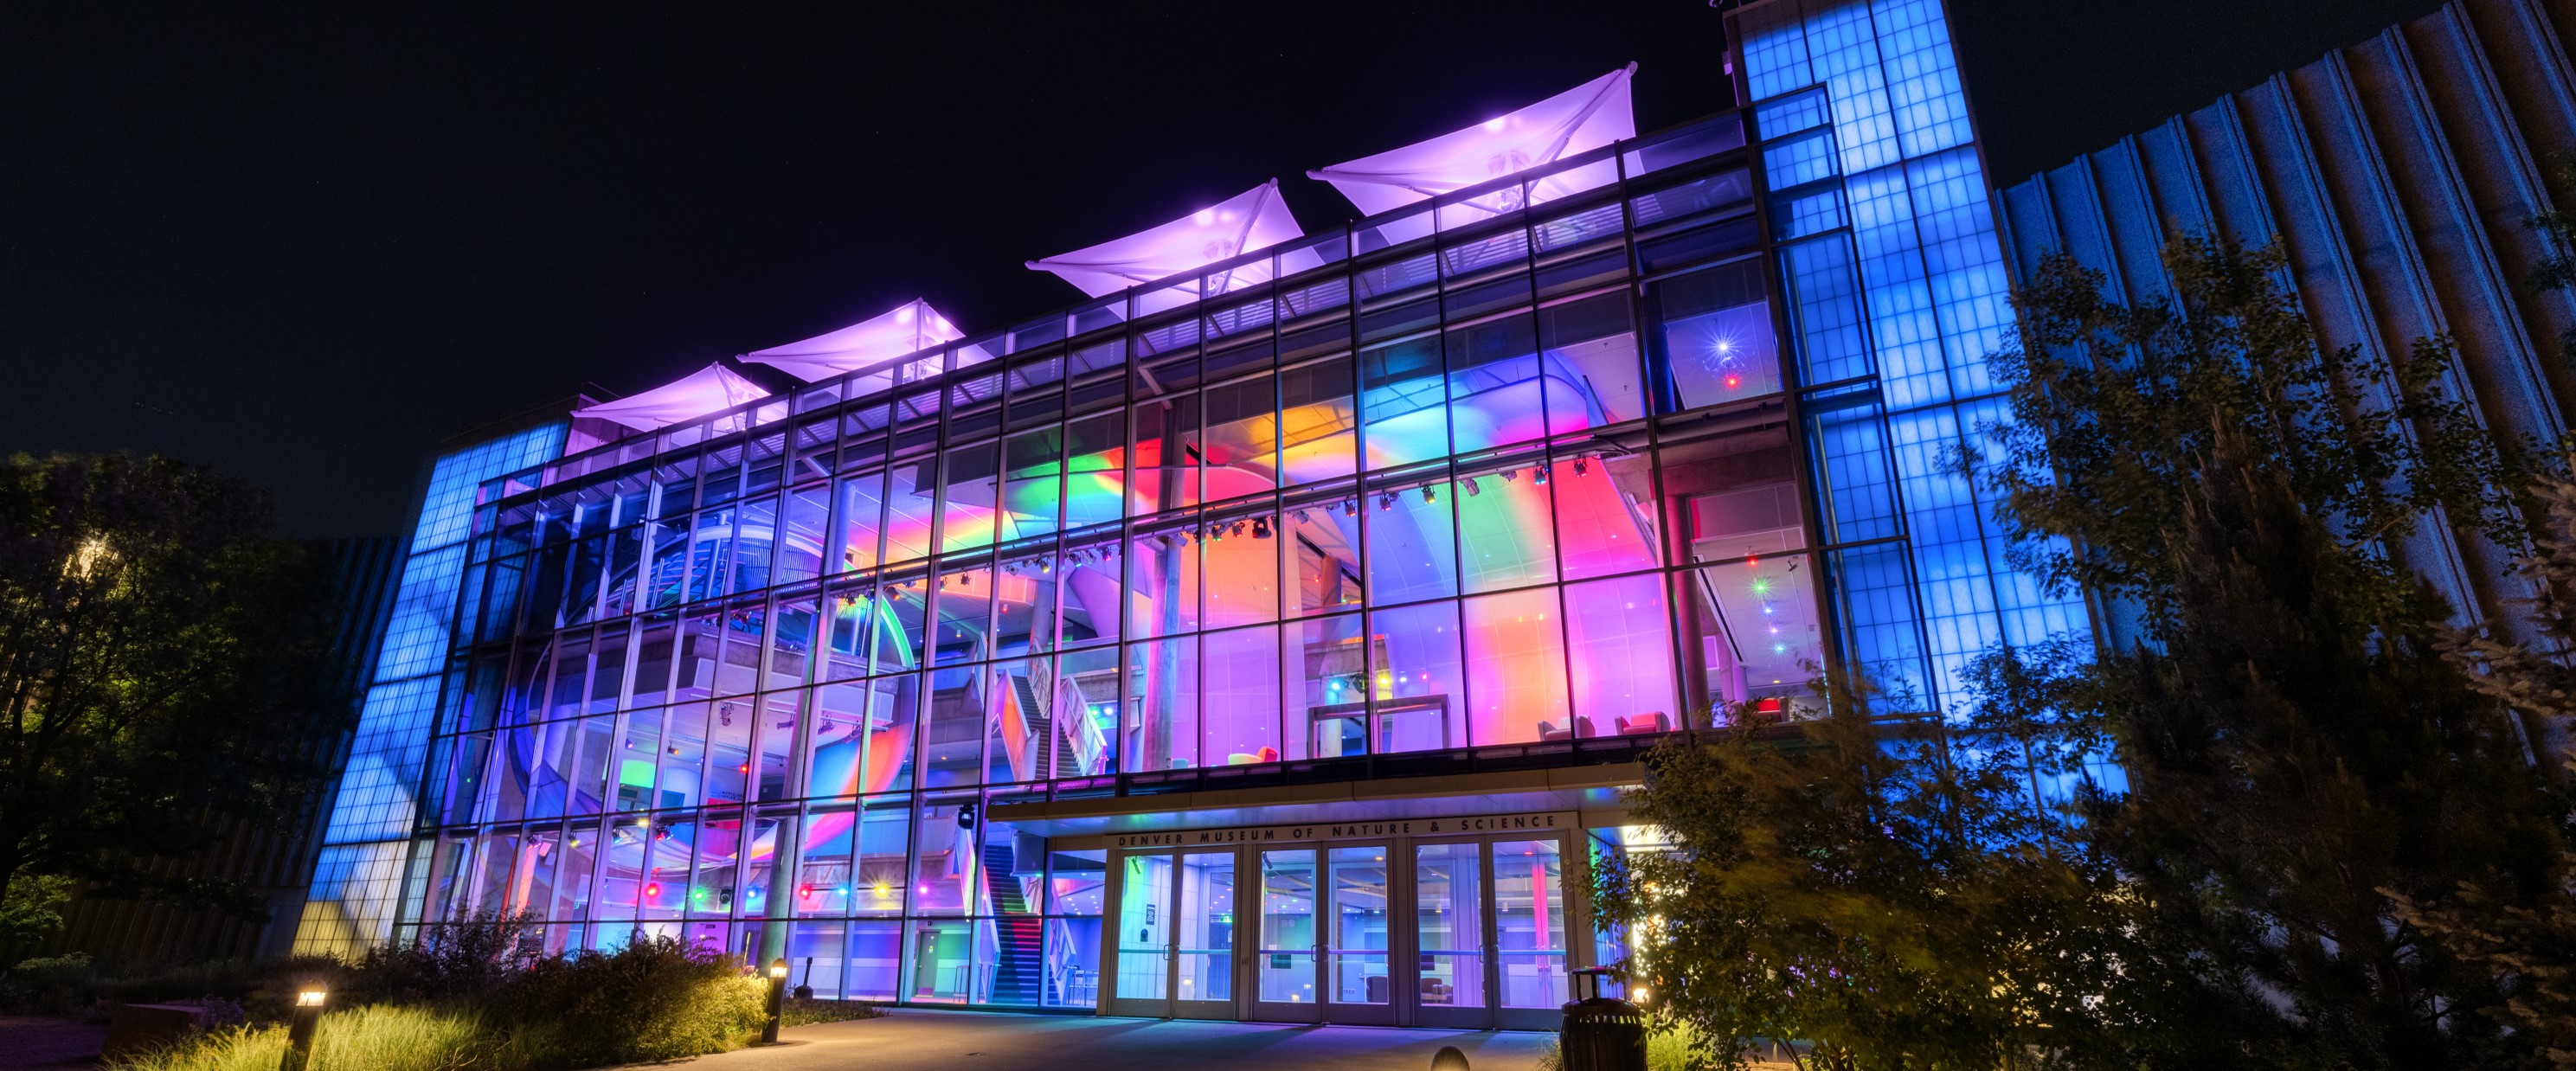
761, 956, 789, 1045
279, 989, 327, 1071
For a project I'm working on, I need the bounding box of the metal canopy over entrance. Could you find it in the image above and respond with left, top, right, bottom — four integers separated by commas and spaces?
1095, 811, 1584, 1029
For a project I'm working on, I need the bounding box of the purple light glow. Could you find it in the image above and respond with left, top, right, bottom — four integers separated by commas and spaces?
1307, 65, 1636, 216
742, 298, 964, 382
1025, 180, 1305, 298
571, 362, 771, 432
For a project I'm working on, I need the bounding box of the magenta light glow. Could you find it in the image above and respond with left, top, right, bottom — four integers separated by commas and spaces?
571, 363, 772, 433
1307, 66, 1636, 217
1026, 180, 1305, 298
742, 298, 965, 382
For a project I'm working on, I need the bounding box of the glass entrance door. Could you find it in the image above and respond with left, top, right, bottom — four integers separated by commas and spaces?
1322, 844, 1396, 1024
1106, 850, 1237, 1018
1410, 840, 1488, 1028
1251, 849, 1320, 1021
1494, 837, 1571, 1029
1172, 851, 1237, 1016
1106, 852, 1172, 1016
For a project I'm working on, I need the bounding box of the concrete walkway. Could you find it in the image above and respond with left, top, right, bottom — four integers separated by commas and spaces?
662, 1009, 1556, 1071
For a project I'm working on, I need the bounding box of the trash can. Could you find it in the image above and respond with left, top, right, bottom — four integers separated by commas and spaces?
1559, 967, 1647, 1071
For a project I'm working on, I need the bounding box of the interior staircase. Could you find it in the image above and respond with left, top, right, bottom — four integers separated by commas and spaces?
980, 841, 1045, 1005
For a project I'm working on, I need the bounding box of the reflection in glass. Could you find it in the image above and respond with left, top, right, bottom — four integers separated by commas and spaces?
1116, 853, 1172, 1001
1258, 850, 1317, 1003
1177, 852, 1235, 1002
1327, 846, 1390, 1004
1415, 842, 1486, 1007
1494, 838, 1567, 1007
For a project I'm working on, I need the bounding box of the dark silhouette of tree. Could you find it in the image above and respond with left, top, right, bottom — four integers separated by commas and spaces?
0, 452, 353, 942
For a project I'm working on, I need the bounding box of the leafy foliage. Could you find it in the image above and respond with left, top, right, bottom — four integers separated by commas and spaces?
0, 452, 354, 927
1596, 683, 2134, 1071
1963, 239, 2571, 1067
1975, 239, 2518, 628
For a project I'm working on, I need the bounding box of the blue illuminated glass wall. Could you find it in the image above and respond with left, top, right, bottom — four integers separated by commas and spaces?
295, 424, 568, 954
1733, 0, 2088, 714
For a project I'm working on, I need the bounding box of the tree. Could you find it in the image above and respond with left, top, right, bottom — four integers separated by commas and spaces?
1596, 677, 2136, 1071
1970, 240, 2570, 1068
0, 452, 354, 937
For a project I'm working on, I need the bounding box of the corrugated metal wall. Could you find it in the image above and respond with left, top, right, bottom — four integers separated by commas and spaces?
1993, 0, 2576, 649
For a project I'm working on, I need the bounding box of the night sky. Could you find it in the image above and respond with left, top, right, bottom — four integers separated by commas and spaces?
0, 0, 2450, 538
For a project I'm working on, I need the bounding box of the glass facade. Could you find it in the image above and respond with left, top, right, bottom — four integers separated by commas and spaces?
1733, 0, 2086, 714
299, 0, 2088, 1011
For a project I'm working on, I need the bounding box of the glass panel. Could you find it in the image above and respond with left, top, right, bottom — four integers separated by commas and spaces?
921, 668, 983, 788
1359, 337, 1446, 470
849, 920, 903, 1000
1415, 842, 1485, 1008
1201, 375, 1279, 499
909, 919, 976, 1003
1564, 573, 1678, 736
1044, 915, 1104, 1008
1117, 853, 1173, 1002
1258, 849, 1318, 1004
788, 922, 846, 998
1063, 411, 1127, 529
1049, 849, 1108, 915
857, 799, 912, 916
1464, 587, 1571, 746
1177, 852, 1235, 1003
883, 459, 936, 564
1494, 839, 1567, 1008
1290, 614, 1365, 760
1130, 395, 1201, 516
1054, 648, 1120, 777
1367, 601, 1463, 754
1203, 625, 1282, 766
1652, 260, 1782, 409
1285, 494, 1364, 617
1279, 356, 1357, 486
1366, 478, 1457, 605
834, 471, 885, 574
1327, 845, 1391, 1004
1123, 638, 1198, 773
940, 441, 1000, 554
987, 659, 1047, 783
912, 798, 973, 914
1002, 426, 1063, 542
1446, 313, 1545, 454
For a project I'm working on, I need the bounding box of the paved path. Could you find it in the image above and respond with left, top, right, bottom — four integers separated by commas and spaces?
0, 1016, 107, 1068
660, 1009, 1556, 1071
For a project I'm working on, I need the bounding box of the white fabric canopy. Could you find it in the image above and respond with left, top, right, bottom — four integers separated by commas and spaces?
572, 363, 772, 432
1027, 180, 1304, 298
1308, 65, 1638, 215
741, 299, 964, 382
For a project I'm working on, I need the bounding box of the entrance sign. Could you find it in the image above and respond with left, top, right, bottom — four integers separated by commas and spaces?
1103, 811, 1571, 850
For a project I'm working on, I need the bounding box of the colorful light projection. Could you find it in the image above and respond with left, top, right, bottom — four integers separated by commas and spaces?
1026, 180, 1304, 298
1310, 65, 1635, 227
572, 363, 772, 433
742, 299, 965, 383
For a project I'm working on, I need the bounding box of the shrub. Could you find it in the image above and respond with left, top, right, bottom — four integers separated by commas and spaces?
780, 997, 888, 1027
5, 951, 97, 1015
109, 1004, 495, 1071
490, 936, 766, 1067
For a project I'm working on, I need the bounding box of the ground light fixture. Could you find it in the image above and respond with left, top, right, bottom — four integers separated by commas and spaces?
279, 989, 325, 1071
762, 957, 790, 1044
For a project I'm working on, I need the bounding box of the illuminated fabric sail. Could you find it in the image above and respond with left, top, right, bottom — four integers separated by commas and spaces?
741, 298, 965, 382
571, 362, 771, 432
1308, 65, 1637, 216
1026, 180, 1304, 298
